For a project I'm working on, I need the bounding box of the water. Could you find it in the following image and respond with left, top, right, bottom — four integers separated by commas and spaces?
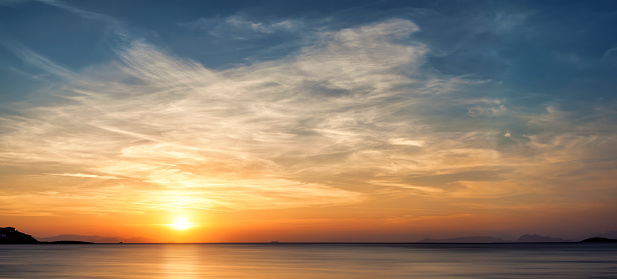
1, 243, 616, 278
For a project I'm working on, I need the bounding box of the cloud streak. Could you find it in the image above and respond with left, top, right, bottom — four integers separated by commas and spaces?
48, 173, 120, 179
179, 14, 301, 39
1, 15, 616, 221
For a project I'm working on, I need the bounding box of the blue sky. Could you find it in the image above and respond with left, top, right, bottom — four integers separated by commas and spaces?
2, 0, 617, 103
2, 0, 617, 104
1, 0, 617, 241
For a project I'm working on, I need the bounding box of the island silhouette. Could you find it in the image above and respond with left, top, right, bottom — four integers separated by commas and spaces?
1, 227, 91, 244
580, 237, 617, 243
0, 227, 38, 244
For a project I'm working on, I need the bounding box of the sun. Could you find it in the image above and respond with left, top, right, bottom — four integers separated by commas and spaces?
170, 218, 192, 230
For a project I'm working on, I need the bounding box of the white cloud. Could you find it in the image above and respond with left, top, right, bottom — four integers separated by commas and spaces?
178, 14, 301, 39
0, 40, 75, 79
467, 104, 507, 117
603, 45, 617, 57
48, 173, 120, 179
491, 12, 531, 33
2, 18, 617, 216
389, 138, 424, 146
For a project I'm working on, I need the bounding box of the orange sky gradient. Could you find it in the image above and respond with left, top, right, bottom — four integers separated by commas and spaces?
1, 1, 617, 243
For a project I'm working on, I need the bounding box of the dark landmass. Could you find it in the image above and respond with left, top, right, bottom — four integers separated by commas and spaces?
39, 234, 153, 243
580, 237, 617, 243
576, 230, 617, 242
419, 236, 507, 243
0, 227, 39, 244
3, 227, 147, 244
39, 240, 94, 244
516, 234, 568, 243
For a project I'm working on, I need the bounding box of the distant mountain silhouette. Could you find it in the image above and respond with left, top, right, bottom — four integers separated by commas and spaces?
0, 227, 39, 244
516, 234, 567, 242
40, 240, 93, 244
491, 232, 516, 241
419, 236, 507, 243
39, 234, 153, 243
580, 237, 617, 243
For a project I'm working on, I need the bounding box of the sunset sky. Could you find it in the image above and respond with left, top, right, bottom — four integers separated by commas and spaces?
1, 0, 617, 242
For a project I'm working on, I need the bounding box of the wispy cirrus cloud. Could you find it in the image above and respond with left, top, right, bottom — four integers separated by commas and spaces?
37, 0, 124, 31
0, 40, 75, 79
1, 13, 617, 220
178, 14, 302, 40
48, 173, 120, 179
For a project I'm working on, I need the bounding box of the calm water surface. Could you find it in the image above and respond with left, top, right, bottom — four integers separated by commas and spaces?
1, 243, 616, 278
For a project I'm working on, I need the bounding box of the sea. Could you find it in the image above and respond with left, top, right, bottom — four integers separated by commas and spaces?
1, 243, 616, 278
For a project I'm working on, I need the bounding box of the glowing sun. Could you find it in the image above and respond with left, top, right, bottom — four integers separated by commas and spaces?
170, 219, 192, 230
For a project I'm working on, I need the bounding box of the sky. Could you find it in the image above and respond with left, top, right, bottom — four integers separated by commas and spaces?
1, 0, 616, 243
